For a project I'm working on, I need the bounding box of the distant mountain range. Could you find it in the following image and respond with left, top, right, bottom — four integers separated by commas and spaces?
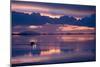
12, 30, 95, 36
12, 11, 96, 27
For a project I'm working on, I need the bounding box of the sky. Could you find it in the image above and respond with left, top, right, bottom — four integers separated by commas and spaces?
11, 1, 96, 19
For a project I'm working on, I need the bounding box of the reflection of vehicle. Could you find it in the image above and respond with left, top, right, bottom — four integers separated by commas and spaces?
30, 42, 41, 55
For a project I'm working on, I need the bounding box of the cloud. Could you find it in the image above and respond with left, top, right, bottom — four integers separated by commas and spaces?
12, 11, 96, 27
11, 1, 96, 18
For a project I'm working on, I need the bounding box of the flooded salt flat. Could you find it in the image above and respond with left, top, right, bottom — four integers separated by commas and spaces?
11, 34, 96, 65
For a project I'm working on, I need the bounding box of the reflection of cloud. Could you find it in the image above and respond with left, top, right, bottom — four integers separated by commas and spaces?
29, 38, 37, 42
13, 24, 95, 34
58, 25, 95, 31
40, 48, 61, 56
13, 25, 22, 29
59, 35, 94, 42
12, 32, 20, 34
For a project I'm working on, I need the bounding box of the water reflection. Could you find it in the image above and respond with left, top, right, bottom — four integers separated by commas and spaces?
40, 48, 61, 56
57, 35, 94, 42
12, 34, 95, 64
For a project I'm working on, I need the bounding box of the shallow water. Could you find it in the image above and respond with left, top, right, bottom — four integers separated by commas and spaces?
11, 34, 96, 65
